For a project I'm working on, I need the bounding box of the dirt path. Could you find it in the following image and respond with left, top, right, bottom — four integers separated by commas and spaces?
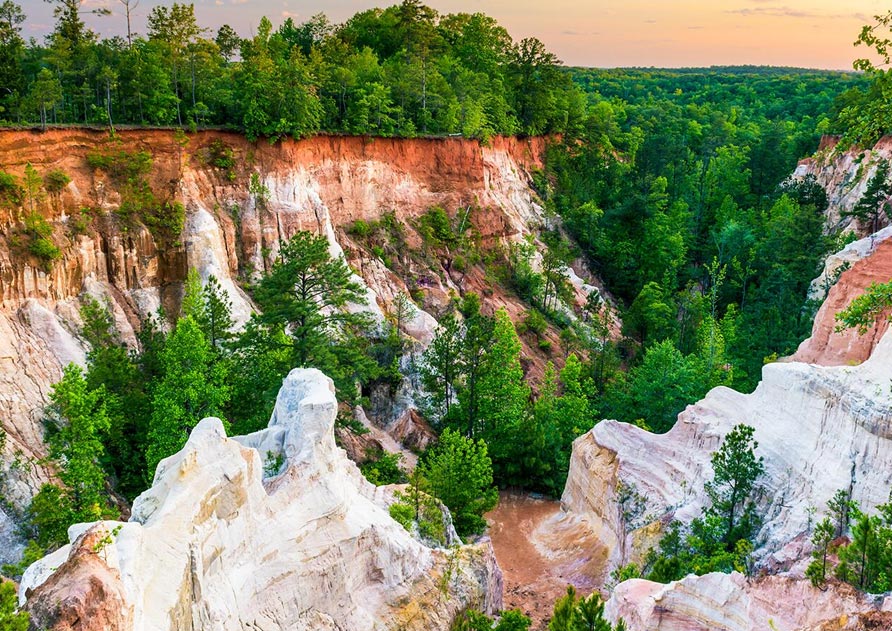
486, 492, 607, 629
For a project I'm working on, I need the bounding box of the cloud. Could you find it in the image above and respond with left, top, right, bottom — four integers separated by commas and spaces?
643, 19, 657, 24
727, 6, 868, 19
687, 25, 704, 30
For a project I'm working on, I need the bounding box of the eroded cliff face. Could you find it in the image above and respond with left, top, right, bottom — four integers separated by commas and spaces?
0, 130, 596, 554
795, 135, 892, 232
558, 324, 892, 574
605, 573, 892, 631
20, 368, 502, 631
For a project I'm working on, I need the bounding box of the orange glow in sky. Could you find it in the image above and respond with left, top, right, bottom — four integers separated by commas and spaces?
20, 0, 891, 69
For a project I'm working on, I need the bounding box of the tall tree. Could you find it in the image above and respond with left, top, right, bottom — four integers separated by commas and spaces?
420, 427, 498, 536
46, 364, 112, 520
705, 424, 764, 548
475, 308, 530, 469
145, 315, 229, 477
420, 311, 463, 424
0, 0, 25, 118
254, 231, 369, 369
147, 2, 204, 124
844, 161, 892, 234
28, 69, 63, 129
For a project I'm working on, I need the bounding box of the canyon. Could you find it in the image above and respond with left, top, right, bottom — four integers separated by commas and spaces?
0, 129, 604, 562
5, 128, 892, 630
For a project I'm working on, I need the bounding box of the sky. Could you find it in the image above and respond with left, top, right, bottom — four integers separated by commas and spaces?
17, 0, 892, 69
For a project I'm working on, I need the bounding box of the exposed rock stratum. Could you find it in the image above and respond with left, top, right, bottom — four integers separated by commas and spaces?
19, 368, 502, 631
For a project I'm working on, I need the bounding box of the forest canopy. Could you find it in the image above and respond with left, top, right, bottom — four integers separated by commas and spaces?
0, 0, 586, 140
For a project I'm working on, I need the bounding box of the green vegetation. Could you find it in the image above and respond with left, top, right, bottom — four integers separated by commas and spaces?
420, 300, 592, 494
0, 0, 582, 140
645, 425, 763, 582
451, 608, 532, 631
22, 211, 61, 271
389, 469, 448, 546
28, 364, 119, 548
545, 65, 847, 413
802, 490, 892, 593
453, 585, 625, 631
419, 428, 498, 536
359, 450, 405, 485
87, 147, 185, 243
0, 580, 28, 631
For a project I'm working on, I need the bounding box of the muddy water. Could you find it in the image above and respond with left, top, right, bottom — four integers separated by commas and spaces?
485, 492, 607, 629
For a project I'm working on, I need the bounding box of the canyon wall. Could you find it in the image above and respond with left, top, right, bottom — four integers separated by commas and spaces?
19, 368, 502, 631
606, 573, 892, 631
0, 130, 595, 561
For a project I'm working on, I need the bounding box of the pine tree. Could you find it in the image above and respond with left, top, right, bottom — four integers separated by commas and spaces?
0, 579, 28, 631
252, 231, 372, 392
476, 308, 530, 459
421, 427, 498, 536
47, 364, 112, 520
80, 297, 150, 499
844, 161, 892, 234
806, 517, 835, 587
145, 316, 229, 477
420, 311, 463, 424
705, 424, 764, 548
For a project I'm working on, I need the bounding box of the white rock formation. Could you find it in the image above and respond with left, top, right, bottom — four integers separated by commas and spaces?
555, 325, 892, 574
20, 368, 502, 631
605, 572, 892, 631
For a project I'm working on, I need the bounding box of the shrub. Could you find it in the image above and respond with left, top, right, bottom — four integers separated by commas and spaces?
29, 237, 61, 268
204, 139, 236, 181
23, 212, 53, 239
418, 206, 455, 248
360, 451, 406, 486
0, 171, 22, 207
43, 169, 71, 193
350, 219, 372, 238
523, 309, 548, 337
86, 149, 152, 183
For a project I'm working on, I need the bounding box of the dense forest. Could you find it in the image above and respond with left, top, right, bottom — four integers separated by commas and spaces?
0, 0, 583, 139
5, 1, 892, 621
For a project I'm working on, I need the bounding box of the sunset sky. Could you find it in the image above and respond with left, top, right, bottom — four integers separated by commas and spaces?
19, 0, 892, 69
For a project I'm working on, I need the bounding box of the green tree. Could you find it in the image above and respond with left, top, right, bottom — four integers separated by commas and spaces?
806, 517, 835, 587
145, 315, 229, 477
0, 1, 25, 120
80, 297, 150, 499
549, 586, 626, 631
27, 68, 63, 130
836, 280, 892, 334
254, 231, 367, 366
611, 340, 704, 433
844, 161, 892, 234
705, 424, 764, 548
0, 580, 28, 631
46, 364, 112, 521
475, 308, 530, 475
420, 311, 463, 424
421, 427, 498, 536
146, 2, 204, 125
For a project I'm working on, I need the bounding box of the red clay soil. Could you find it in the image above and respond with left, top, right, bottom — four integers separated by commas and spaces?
486, 492, 606, 630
